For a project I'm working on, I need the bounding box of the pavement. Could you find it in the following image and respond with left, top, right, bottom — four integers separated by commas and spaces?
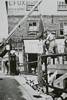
1, 71, 67, 100
0, 77, 27, 100
14, 74, 53, 100
0, 71, 53, 100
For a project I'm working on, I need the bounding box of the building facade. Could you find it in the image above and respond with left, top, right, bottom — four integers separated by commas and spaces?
6, 0, 67, 73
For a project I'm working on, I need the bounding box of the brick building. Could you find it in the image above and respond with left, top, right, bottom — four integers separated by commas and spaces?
6, 0, 67, 73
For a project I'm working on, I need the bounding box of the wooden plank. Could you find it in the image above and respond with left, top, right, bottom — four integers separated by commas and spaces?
54, 73, 67, 88
47, 64, 67, 70
47, 64, 67, 74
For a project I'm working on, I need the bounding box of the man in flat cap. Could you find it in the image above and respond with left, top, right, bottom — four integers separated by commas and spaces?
45, 31, 59, 64
45, 31, 56, 53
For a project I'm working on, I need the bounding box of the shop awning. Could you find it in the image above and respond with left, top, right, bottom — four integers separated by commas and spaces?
24, 40, 43, 54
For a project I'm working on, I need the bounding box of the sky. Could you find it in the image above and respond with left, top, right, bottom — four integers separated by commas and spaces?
0, 0, 8, 42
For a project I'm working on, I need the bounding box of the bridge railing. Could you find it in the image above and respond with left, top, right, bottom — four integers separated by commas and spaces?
17, 53, 67, 95
41, 53, 67, 94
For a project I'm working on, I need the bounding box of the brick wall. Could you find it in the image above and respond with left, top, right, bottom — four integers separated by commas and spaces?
8, 15, 67, 49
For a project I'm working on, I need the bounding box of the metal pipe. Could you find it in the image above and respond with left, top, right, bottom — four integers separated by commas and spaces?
4, 0, 42, 43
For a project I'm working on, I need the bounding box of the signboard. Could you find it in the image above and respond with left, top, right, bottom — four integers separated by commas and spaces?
24, 40, 43, 54
8, 0, 38, 15
8, 0, 26, 15
8, 0, 26, 9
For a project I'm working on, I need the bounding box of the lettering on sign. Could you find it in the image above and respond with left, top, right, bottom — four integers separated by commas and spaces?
8, 0, 25, 6
8, 0, 38, 15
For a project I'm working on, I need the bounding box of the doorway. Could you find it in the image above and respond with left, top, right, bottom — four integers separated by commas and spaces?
28, 53, 37, 73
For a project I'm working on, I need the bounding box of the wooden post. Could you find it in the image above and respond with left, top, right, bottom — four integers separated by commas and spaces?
27, 54, 28, 73
22, 38, 27, 73
53, 57, 55, 64
44, 56, 48, 94
22, 39, 24, 72
8, 50, 10, 74
8, 39, 12, 74
37, 54, 43, 87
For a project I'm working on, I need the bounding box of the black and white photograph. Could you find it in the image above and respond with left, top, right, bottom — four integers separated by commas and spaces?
0, 0, 67, 99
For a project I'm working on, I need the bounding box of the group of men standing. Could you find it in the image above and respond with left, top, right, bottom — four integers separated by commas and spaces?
42, 29, 67, 64
38, 29, 67, 89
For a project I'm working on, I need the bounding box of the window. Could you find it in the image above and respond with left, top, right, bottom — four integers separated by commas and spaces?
29, 23, 32, 26
5, 1, 8, 13
60, 23, 64, 35
28, 21, 38, 32
29, 22, 37, 27
26, 5, 38, 11
33, 22, 36, 26
26, 1, 38, 11
57, 1, 67, 11
60, 30, 63, 35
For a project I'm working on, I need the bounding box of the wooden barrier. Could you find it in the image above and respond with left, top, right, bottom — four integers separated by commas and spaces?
41, 53, 67, 94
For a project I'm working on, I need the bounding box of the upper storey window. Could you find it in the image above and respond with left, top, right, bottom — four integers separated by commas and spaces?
57, 1, 67, 11
26, 0, 38, 11
28, 21, 38, 32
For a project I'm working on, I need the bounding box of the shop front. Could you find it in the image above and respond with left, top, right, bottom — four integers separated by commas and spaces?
24, 40, 43, 74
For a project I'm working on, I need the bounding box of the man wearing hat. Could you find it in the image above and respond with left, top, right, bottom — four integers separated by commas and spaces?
46, 31, 56, 54
45, 31, 58, 64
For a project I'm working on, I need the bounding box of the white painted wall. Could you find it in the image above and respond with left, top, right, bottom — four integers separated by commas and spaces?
56, 39, 64, 53
19, 51, 23, 64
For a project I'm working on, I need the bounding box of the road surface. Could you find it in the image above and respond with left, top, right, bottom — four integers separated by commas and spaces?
0, 78, 26, 100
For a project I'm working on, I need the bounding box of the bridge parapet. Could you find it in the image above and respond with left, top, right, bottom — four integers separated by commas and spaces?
47, 64, 67, 74
40, 53, 67, 94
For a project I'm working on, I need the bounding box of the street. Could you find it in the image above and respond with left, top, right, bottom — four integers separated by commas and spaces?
0, 77, 26, 100
0, 71, 53, 100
